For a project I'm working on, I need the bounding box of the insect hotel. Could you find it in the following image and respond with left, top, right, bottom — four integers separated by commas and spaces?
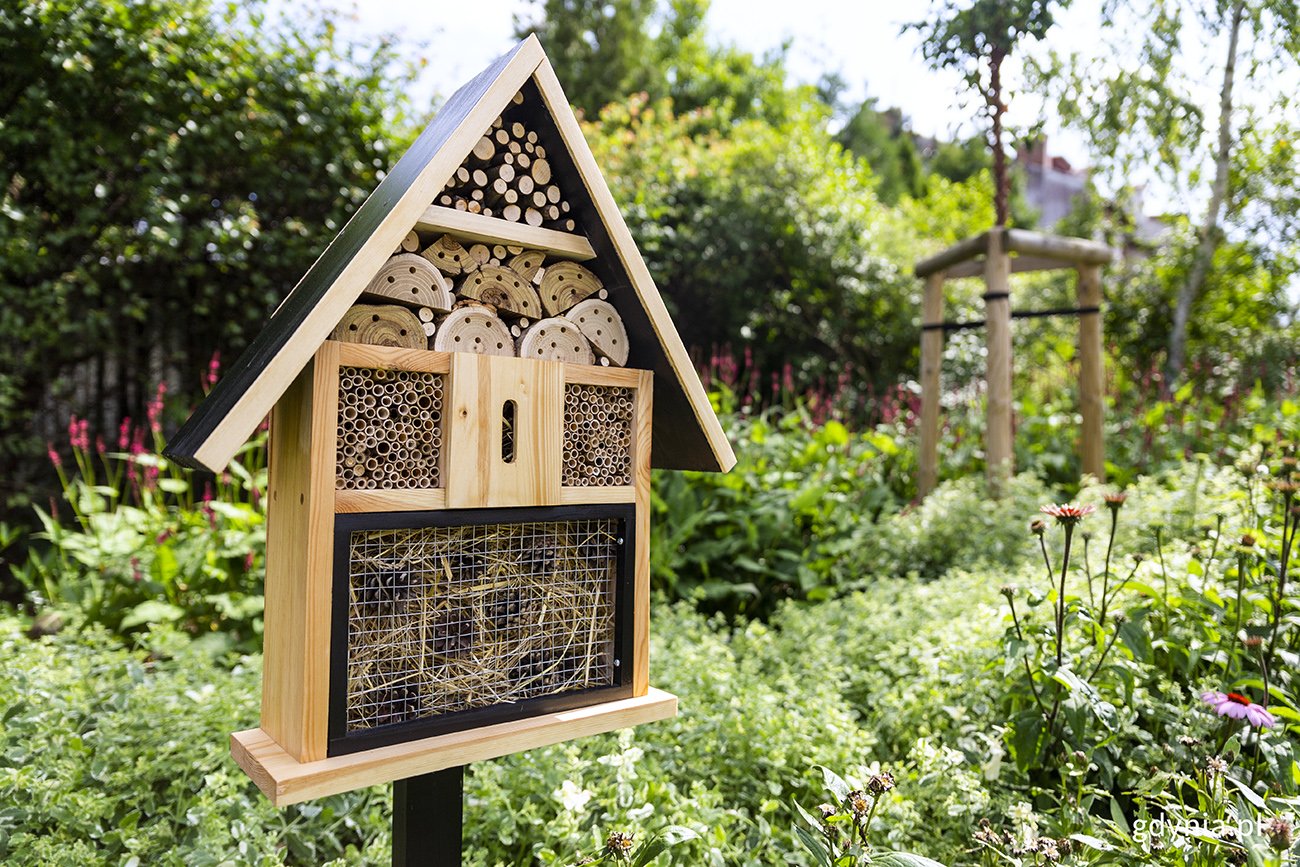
165, 36, 735, 807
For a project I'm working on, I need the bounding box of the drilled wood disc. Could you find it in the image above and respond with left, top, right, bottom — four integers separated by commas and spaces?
564, 298, 629, 366
517, 317, 595, 365
431, 307, 514, 356
362, 254, 454, 311
538, 261, 603, 315
506, 250, 546, 283
332, 305, 426, 349
458, 265, 543, 318
420, 235, 471, 276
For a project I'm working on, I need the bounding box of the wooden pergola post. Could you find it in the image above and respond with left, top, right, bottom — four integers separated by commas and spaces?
983, 228, 1014, 492
918, 271, 946, 497
912, 228, 1113, 500
1076, 264, 1105, 481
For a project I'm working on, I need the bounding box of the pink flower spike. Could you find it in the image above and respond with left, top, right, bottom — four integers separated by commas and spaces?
118, 417, 132, 450
47, 443, 62, 469
1201, 690, 1276, 728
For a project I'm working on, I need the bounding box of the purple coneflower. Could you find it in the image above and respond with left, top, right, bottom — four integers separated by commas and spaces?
1040, 503, 1096, 527
1201, 690, 1277, 728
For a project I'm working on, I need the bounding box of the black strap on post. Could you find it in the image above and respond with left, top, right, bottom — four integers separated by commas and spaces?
921, 305, 1101, 334
393, 766, 464, 867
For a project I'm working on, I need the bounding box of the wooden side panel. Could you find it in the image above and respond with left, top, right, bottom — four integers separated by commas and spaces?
262, 343, 339, 762
445, 354, 563, 508
631, 370, 653, 696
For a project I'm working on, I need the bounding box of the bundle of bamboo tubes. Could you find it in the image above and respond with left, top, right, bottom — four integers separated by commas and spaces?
434, 90, 577, 232
561, 384, 634, 487
335, 366, 444, 490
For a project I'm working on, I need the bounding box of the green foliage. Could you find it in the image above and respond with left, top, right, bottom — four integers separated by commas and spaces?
586, 96, 918, 398
516, 0, 806, 129
14, 417, 267, 653
0, 0, 404, 511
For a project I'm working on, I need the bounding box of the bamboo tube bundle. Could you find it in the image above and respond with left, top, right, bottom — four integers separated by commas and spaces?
343, 518, 619, 731
563, 298, 629, 366
335, 366, 444, 491
332, 305, 427, 350
517, 317, 595, 365
561, 385, 634, 486
362, 253, 454, 312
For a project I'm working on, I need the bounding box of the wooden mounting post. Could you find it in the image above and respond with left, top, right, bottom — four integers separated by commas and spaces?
1076, 264, 1105, 481
984, 228, 1014, 493
392, 766, 463, 867
918, 271, 945, 497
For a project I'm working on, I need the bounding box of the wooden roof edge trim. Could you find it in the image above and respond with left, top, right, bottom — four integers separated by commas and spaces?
531, 59, 737, 474
913, 231, 989, 278
165, 38, 546, 472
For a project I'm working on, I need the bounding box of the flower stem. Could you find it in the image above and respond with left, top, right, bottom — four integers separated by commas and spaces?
1056, 524, 1076, 668
1099, 508, 1118, 624
1008, 596, 1048, 717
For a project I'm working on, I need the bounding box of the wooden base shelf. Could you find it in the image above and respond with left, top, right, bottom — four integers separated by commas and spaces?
231, 688, 677, 806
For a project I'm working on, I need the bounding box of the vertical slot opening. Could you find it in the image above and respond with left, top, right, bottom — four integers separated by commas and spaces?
501, 400, 516, 463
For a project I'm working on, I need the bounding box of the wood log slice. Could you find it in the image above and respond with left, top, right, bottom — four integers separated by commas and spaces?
432, 307, 514, 357
517, 317, 595, 365
458, 265, 543, 318
362, 253, 454, 311
538, 261, 603, 315
506, 250, 546, 282
395, 230, 419, 253
564, 298, 629, 366
422, 236, 471, 275
332, 304, 426, 349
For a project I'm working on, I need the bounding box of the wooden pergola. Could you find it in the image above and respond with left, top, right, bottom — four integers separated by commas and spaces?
913, 227, 1115, 496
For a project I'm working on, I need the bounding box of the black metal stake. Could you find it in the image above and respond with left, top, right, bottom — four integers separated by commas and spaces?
392, 765, 464, 867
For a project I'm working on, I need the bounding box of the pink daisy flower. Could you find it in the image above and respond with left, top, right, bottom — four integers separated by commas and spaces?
1201, 691, 1277, 728
1040, 503, 1096, 527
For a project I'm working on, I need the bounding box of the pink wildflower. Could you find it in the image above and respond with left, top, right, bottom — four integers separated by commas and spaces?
130, 557, 143, 583
47, 443, 62, 469
95, 435, 106, 456
1201, 691, 1277, 728
147, 381, 167, 434
205, 351, 221, 389
118, 417, 132, 450
244, 551, 256, 572
1040, 503, 1096, 527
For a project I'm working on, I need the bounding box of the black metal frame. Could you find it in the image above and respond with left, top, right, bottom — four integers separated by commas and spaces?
921, 305, 1101, 333
328, 504, 636, 757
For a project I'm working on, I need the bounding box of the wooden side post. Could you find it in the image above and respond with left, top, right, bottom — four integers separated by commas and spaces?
918, 271, 945, 498
1076, 264, 1105, 481
984, 228, 1014, 493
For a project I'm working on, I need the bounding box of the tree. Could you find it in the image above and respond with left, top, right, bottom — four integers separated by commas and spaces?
1038, 0, 1300, 388
910, 0, 1067, 226
0, 0, 403, 516
515, 0, 804, 130
835, 98, 925, 204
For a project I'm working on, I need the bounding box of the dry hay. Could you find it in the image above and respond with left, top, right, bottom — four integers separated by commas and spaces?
344, 518, 619, 732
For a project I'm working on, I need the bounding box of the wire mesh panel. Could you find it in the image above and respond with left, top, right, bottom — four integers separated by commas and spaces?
336, 366, 444, 490
563, 385, 633, 486
339, 515, 624, 741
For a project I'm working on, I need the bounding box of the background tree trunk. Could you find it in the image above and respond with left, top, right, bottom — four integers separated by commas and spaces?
987, 45, 1009, 227
1166, 0, 1244, 389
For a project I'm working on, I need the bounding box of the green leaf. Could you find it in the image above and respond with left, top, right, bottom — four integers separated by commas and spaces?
818, 765, 851, 801
120, 600, 185, 629
872, 853, 949, 866
1068, 833, 1112, 851
793, 825, 833, 867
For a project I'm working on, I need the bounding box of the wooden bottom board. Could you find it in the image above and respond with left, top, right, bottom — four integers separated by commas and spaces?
231, 688, 678, 806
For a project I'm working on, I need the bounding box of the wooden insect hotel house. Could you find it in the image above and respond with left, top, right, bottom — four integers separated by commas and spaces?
165, 36, 735, 807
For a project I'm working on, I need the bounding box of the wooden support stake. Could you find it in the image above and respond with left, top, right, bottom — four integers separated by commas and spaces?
392, 766, 462, 867
1076, 263, 1105, 482
984, 228, 1014, 494
918, 271, 945, 498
